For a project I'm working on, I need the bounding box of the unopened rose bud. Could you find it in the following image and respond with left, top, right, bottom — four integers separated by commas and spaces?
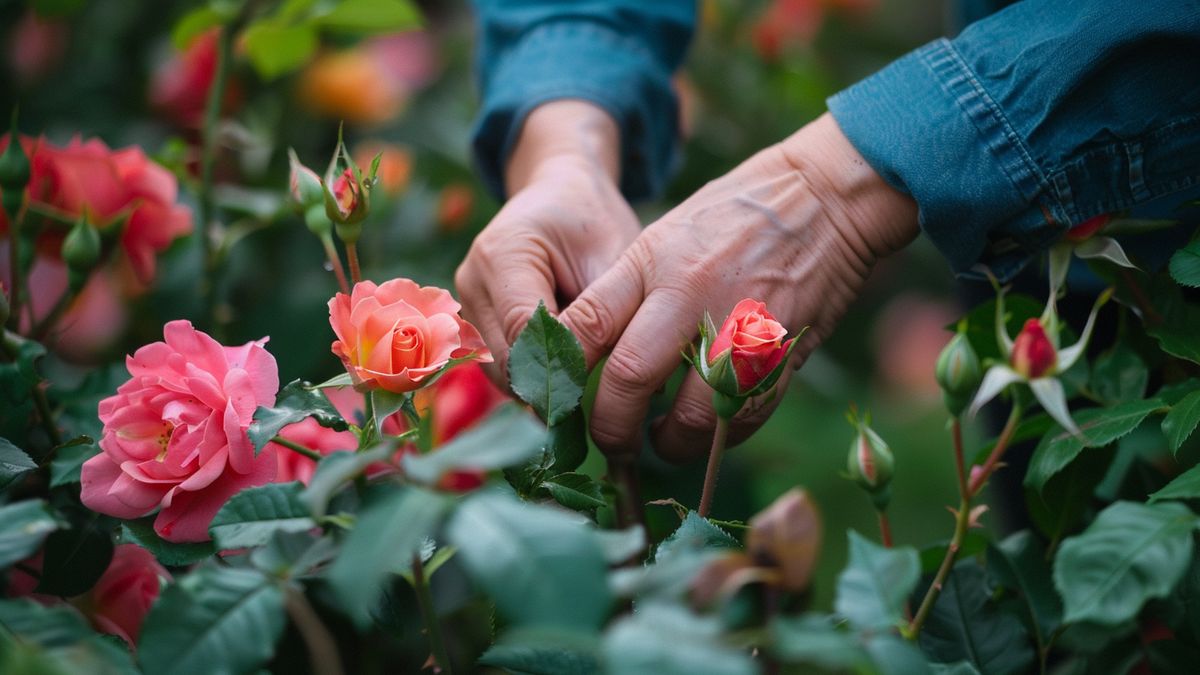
288, 149, 324, 209
1064, 214, 1110, 243
693, 299, 803, 416
324, 168, 368, 244
304, 204, 331, 238
1010, 318, 1056, 379
746, 487, 822, 592
847, 417, 894, 510
62, 216, 101, 290
0, 129, 31, 219
935, 330, 982, 416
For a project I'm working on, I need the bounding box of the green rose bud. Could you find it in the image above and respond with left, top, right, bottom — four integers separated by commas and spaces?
935, 328, 982, 417
62, 216, 102, 290
847, 415, 894, 510
0, 131, 31, 220
304, 203, 331, 238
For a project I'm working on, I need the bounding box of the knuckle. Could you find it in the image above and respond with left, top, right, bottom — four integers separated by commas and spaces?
502, 305, 534, 345
672, 395, 715, 433
604, 347, 659, 394
567, 295, 617, 349
589, 418, 632, 453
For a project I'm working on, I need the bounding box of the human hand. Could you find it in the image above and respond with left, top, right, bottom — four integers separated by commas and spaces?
456, 100, 641, 386
559, 112, 920, 461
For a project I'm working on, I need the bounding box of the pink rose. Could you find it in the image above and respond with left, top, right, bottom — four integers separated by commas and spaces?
707, 299, 795, 393
0, 134, 193, 284
81, 320, 279, 542
329, 279, 491, 394
85, 544, 170, 646
149, 29, 240, 130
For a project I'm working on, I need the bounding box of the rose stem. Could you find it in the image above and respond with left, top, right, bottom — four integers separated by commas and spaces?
29, 287, 75, 342
285, 586, 345, 675
412, 551, 453, 674
320, 233, 349, 294
271, 436, 323, 461
609, 456, 646, 537
345, 242, 363, 285
908, 402, 1021, 638
698, 415, 731, 518
876, 510, 894, 548
5, 203, 25, 331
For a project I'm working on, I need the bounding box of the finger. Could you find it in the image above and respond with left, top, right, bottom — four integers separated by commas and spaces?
558, 248, 645, 371
588, 288, 699, 458
455, 263, 511, 390
489, 246, 561, 346
652, 355, 796, 464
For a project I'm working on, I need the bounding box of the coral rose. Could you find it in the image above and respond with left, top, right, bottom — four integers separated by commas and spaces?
329, 279, 491, 394
708, 299, 795, 393
0, 134, 193, 284
85, 544, 170, 646
81, 320, 279, 542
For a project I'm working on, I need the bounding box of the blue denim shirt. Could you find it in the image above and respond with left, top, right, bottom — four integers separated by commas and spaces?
471, 0, 1200, 280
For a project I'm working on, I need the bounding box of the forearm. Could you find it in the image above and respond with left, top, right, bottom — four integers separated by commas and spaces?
505, 100, 621, 195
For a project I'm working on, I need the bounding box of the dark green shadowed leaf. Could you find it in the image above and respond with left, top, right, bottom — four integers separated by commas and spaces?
447, 491, 610, 631
0, 500, 61, 568
35, 511, 114, 597
478, 629, 601, 675
602, 602, 756, 675
401, 405, 546, 485
1053, 501, 1197, 626
248, 379, 350, 456
769, 614, 872, 671
0, 599, 138, 674
1026, 446, 1114, 543
1163, 389, 1200, 454
1149, 463, 1200, 502
119, 518, 215, 567
0, 437, 36, 489
1089, 346, 1148, 405
1169, 240, 1200, 288
918, 561, 1034, 675
834, 531, 919, 631
301, 443, 395, 518
508, 302, 588, 426
208, 482, 314, 550
1024, 399, 1164, 494
542, 472, 605, 511
654, 511, 739, 564
48, 442, 98, 488
137, 567, 286, 675
987, 531, 1063, 645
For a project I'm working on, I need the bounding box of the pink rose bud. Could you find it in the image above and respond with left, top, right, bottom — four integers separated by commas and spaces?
846, 413, 894, 510
707, 299, 794, 393
288, 149, 324, 209
328, 279, 492, 394
86, 544, 170, 647
80, 320, 280, 542
331, 168, 359, 217
746, 487, 822, 592
1010, 318, 1057, 379
1064, 214, 1110, 243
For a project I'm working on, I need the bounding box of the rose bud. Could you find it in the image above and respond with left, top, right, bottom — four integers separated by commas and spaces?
1064, 214, 1110, 243
0, 125, 31, 218
935, 328, 982, 417
1010, 318, 1056, 379
84, 544, 170, 647
693, 298, 803, 417
61, 215, 102, 291
324, 167, 370, 245
846, 414, 894, 510
288, 148, 324, 209
328, 278, 492, 394
746, 487, 822, 592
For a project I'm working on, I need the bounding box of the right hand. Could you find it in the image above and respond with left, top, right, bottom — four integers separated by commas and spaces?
455, 100, 641, 388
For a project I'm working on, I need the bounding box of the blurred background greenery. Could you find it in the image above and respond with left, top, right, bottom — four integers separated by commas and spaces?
2, 0, 986, 612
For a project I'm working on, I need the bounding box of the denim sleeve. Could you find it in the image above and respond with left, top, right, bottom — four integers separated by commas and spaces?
470, 0, 696, 202
828, 0, 1200, 280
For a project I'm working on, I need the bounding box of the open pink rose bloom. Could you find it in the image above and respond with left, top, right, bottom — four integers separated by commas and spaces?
81, 320, 279, 542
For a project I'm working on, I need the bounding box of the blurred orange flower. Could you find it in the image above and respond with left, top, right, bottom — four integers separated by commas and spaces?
353, 141, 413, 197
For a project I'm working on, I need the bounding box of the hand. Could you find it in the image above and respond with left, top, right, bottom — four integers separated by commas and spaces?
559, 113, 920, 461
456, 100, 641, 387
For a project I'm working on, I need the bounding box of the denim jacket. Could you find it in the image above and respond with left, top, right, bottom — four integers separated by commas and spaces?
471, 0, 1200, 279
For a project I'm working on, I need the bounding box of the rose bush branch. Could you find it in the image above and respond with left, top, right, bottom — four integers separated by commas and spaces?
411, 551, 453, 674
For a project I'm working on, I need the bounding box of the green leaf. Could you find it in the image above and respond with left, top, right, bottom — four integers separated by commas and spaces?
35, 512, 114, 597
242, 20, 319, 80
1143, 274, 1200, 364
248, 379, 349, 456
0, 599, 138, 675
119, 518, 215, 567
249, 530, 336, 579
543, 472, 605, 511
602, 602, 756, 675
0, 437, 36, 489
0, 500, 61, 568
1024, 399, 1165, 494
987, 532, 1062, 645
918, 561, 1034, 674
654, 511, 740, 564
478, 629, 601, 675
300, 443, 394, 518
866, 634, 936, 675
1169, 240, 1200, 288
769, 614, 872, 670
1026, 446, 1115, 542
447, 491, 611, 630
547, 406, 588, 475
508, 302, 588, 426
401, 405, 546, 484
1149, 463, 1200, 502
596, 526, 646, 565
1163, 389, 1200, 454
138, 567, 286, 675
170, 7, 226, 50
48, 442, 97, 488
208, 482, 314, 550
834, 531, 920, 631
326, 487, 449, 626
315, 0, 422, 34
959, 294, 1043, 363
1053, 501, 1197, 626
1089, 346, 1148, 405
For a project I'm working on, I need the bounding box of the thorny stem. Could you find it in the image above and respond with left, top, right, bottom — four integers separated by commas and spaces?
609, 456, 645, 535
412, 552, 453, 674
197, 23, 235, 332
345, 242, 362, 285
285, 587, 345, 675
320, 233, 350, 294
698, 415, 731, 518
271, 436, 323, 462
908, 402, 1021, 638
877, 510, 894, 548
5, 204, 25, 331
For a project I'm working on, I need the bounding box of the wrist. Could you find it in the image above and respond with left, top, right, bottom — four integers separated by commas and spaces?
505, 100, 622, 196
777, 113, 919, 261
